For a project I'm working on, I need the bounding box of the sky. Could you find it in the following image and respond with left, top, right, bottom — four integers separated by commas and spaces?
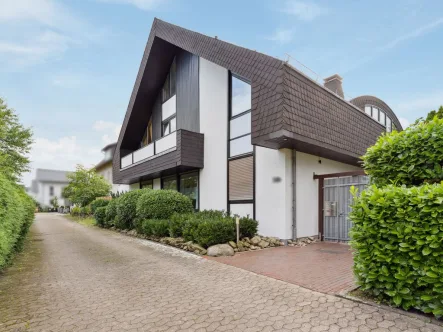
1, 0, 443, 186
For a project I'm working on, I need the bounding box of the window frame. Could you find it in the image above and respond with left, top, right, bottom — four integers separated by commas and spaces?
162, 115, 176, 137
140, 179, 153, 189
227, 72, 255, 219
162, 57, 177, 103
49, 186, 54, 196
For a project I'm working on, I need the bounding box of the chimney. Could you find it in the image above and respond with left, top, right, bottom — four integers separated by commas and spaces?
323, 74, 344, 98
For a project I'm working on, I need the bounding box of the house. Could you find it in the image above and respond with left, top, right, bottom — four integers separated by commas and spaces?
95, 142, 129, 193
28, 169, 72, 208
112, 19, 402, 241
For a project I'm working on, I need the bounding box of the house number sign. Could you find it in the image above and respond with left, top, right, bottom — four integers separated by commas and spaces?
324, 201, 337, 217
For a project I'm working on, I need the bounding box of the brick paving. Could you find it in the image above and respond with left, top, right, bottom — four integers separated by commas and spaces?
0, 213, 442, 332
208, 242, 355, 294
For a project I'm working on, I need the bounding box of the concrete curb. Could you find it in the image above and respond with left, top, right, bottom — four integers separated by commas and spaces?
336, 290, 443, 327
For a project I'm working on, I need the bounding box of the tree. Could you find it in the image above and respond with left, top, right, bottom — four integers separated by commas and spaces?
62, 165, 111, 206
414, 105, 443, 125
0, 98, 33, 183
50, 196, 59, 210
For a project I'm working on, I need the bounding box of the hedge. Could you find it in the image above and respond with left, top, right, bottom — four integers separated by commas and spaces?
94, 207, 107, 227
363, 118, 443, 186
70, 206, 81, 216
90, 199, 110, 214
0, 173, 35, 269
115, 190, 146, 229
350, 184, 443, 316
136, 189, 194, 220
105, 198, 119, 227
138, 219, 170, 237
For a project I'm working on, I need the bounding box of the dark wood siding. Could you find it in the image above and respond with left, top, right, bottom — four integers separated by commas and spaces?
176, 50, 199, 133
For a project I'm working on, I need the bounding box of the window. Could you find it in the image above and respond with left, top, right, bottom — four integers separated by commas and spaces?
140, 179, 153, 189
379, 111, 386, 126
365, 106, 371, 116
230, 112, 251, 139
179, 172, 198, 209
231, 76, 251, 117
49, 186, 54, 196
386, 117, 392, 132
162, 58, 176, 103
229, 156, 253, 201
141, 118, 153, 148
371, 107, 379, 121
162, 116, 176, 136
162, 176, 177, 191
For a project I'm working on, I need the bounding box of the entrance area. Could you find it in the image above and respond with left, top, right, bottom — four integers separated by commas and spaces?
207, 242, 355, 294
315, 171, 368, 242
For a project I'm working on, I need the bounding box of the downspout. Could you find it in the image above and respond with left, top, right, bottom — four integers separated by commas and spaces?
292, 149, 297, 240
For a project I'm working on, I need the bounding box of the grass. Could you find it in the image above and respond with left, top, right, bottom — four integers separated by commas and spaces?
64, 215, 96, 227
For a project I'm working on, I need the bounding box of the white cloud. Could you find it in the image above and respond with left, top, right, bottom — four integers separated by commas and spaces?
93, 120, 121, 144
97, 0, 165, 11
266, 28, 294, 44
281, 1, 328, 21
22, 135, 101, 186
399, 117, 411, 129
0, 0, 108, 70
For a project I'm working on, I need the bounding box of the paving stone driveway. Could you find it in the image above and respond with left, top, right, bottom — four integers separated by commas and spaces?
0, 214, 441, 332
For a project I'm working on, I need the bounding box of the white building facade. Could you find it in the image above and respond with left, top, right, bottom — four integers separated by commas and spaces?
113, 19, 402, 241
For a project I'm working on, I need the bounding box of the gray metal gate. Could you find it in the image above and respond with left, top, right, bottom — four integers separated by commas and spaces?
323, 175, 369, 242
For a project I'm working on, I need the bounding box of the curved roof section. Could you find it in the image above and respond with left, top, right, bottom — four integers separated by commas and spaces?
350, 95, 402, 131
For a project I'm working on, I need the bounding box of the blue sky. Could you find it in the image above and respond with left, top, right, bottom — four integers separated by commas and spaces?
1, 0, 443, 186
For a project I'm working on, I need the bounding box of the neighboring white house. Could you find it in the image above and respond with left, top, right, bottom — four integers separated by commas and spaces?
28, 169, 72, 208
95, 143, 129, 194
112, 19, 403, 242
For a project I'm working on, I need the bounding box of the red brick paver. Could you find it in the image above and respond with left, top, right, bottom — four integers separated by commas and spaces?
208, 242, 355, 294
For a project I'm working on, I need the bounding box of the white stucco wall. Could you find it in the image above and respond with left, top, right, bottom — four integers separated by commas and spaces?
198, 58, 228, 211
230, 203, 254, 219
256, 147, 293, 239
98, 163, 129, 193
37, 182, 69, 207
153, 178, 161, 190
295, 151, 360, 238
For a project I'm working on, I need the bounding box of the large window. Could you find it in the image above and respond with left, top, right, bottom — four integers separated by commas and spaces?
180, 172, 198, 209
365, 104, 394, 133
49, 186, 54, 196
162, 58, 176, 103
141, 118, 153, 148
230, 75, 252, 158
162, 176, 177, 191
140, 179, 153, 189
228, 73, 254, 218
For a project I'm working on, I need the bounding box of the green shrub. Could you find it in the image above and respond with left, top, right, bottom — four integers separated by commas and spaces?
350, 184, 443, 316
139, 219, 170, 237
70, 206, 81, 216
105, 198, 119, 227
94, 206, 107, 227
193, 218, 236, 248
169, 212, 193, 237
80, 205, 91, 217
0, 173, 34, 269
238, 216, 258, 238
115, 190, 147, 230
90, 199, 110, 214
136, 189, 194, 220
363, 118, 443, 186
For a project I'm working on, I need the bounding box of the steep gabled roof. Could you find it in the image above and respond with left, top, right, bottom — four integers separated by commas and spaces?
114, 18, 393, 175
35, 169, 71, 183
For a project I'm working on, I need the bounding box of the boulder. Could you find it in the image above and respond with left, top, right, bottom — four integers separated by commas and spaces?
228, 241, 237, 249
207, 244, 235, 257
237, 242, 245, 252
251, 236, 261, 245
258, 240, 269, 249
242, 237, 251, 244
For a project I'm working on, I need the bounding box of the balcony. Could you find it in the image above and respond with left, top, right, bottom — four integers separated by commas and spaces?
117, 129, 204, 183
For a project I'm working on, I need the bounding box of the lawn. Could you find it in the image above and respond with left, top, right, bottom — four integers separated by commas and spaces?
64, 215, 96, 227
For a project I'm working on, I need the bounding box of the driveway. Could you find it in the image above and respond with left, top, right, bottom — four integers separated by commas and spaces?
208, 242, 355, 294
0, 214, 441, 332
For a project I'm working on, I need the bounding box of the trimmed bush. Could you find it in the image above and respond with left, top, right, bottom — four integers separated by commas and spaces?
350, 184, 443, 316
138, 219, 170, 237
363, 118, 443, 186
70, 206, 81, 216
105, 198, 119, 227
80, 205, 91, 217
0, 173, 35, 269
193, 218, 236, 248
94, 206, 107, 227
169, 212, 192, 238
90, 198, 110, 214
136, 190, 194, 220
238, 216, 258, 239
115, 190, 147, 230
